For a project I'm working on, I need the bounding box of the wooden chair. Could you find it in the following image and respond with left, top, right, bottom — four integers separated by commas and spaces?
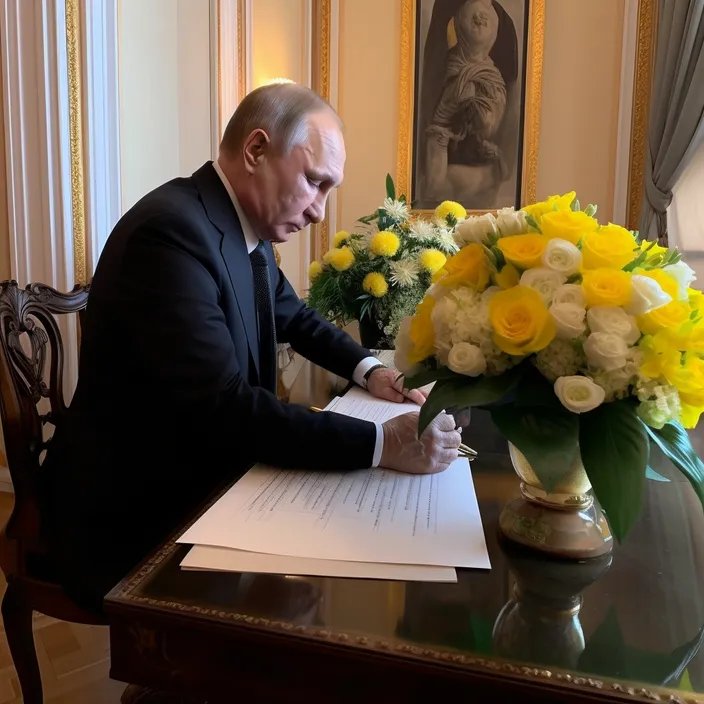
0, 280, 105, 704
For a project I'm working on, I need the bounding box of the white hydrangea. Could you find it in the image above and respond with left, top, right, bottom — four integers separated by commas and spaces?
635, 379, 681, 428
534, 339, 585, 383
592, 350, 643, 401
431, 285, 513, 375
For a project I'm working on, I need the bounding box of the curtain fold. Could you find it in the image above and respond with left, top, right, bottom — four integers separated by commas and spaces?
640, 0, 704, 243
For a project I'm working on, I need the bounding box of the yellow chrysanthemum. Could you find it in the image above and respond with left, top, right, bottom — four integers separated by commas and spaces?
308, 260, 323, 282
333, 230, 350, 247
434, 200, 467, 223
370, 231, 400, 257
323, 246, 355, 271
419, 248, 447, 274
362, 272, 388, 298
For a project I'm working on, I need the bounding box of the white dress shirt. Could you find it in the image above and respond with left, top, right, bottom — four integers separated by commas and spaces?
211, 160, 385, 467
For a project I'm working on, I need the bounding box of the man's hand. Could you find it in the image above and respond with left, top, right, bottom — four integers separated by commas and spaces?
366, 367, 427, 406
380, 412, 461, 475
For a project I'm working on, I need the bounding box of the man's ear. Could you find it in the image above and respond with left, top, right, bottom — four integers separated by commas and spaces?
243, 129, 271, 174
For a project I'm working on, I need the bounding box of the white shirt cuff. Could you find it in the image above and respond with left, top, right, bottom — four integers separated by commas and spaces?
352, 355, 384, 388
372, 422, 384, 468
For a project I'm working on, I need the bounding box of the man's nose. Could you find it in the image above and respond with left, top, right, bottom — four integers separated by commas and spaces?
306, 194, 326, 224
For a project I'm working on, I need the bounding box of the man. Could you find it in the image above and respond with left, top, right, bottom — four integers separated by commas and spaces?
42, 82, 461, 614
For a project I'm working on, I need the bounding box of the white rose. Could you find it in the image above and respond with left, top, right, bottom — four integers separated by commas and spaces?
495, 207, 529, 237
583, 332, 629, 371
663, 261, 697, 300
550, 303, 587, 340
541, 238, 582, 276
586, 306, 640, 346
552, 283, 585, 308
447, 342, 487, 377
625, 274, 672, 315
554, 375, 606, 414
393, 317, 422, 376
456, 213, 498, 245
520, 268, 567, 305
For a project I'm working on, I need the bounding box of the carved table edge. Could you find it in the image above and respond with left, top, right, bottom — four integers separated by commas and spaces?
105, 480, 702, 704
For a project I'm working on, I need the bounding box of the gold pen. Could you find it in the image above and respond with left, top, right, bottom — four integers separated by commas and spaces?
309, 406, 323, 413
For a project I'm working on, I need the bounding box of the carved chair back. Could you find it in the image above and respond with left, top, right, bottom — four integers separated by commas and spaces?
0, 281, 89, 565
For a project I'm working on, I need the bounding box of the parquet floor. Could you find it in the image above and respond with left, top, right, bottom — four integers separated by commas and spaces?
0, 492, 126, 703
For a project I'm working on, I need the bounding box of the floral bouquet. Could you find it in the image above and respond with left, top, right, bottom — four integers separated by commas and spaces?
306, 176, 466, 348
396, 192, 704, 541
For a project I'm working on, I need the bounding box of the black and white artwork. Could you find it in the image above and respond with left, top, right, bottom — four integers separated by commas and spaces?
411, 0, 532, 211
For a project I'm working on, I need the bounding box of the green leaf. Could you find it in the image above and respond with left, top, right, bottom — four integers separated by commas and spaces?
647, 421, 704, 511
571, 197, 581, 211
513, 366, 562, 410
646, 466, 671, 482
490, 404, 579, 491
385, 173, 395, 201
579, 401, 649, 542
418, 364, 526, 435
525, 213, 540, 232
403, 366, 460, 390
584, 203, 597, 218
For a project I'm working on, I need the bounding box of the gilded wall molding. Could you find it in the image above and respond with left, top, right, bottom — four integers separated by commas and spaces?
311, 0, 333, 259
626, 0, 657, 232
397, 0, 544, 214
66, 0, 87, 286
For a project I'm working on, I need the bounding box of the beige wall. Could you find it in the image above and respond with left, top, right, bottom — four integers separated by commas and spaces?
0, 48, 11, 281
332, 0, 626, 234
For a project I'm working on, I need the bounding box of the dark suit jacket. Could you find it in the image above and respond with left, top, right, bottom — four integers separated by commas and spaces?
42, 161, 377, 611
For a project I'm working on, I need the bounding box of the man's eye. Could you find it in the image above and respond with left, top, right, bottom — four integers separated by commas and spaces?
307, 176, 321, 188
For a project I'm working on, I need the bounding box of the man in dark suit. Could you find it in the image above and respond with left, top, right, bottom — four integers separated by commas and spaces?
42, 82, 461, 614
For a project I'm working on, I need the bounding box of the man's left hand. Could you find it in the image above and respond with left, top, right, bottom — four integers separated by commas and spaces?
366, 367, 427, 406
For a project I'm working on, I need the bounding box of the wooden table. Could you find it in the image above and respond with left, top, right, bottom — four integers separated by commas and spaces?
105, 359, 704, 703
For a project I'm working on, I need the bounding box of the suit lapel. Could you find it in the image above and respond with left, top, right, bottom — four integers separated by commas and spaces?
191, 162, 260, 379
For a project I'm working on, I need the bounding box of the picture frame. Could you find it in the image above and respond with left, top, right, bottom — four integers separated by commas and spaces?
397, 0, 545, 215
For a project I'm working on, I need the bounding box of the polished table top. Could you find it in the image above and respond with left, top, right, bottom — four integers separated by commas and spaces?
106, 357, 704, 703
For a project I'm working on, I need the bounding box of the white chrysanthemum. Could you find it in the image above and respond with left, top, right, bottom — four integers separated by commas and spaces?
408, 219, 437, 239
592, 350, 643, 401
534, 339, 585, 383
382, 197, 410, 221
433, 228, 460, 254
389, 259, 420, 287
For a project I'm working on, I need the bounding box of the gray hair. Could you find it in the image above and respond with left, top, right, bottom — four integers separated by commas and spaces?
220, 82, 340, 156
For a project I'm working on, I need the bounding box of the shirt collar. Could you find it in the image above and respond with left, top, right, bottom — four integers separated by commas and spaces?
212, 159, 260, 254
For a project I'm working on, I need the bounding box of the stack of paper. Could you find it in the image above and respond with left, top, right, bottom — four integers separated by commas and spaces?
177, 387, 490, 582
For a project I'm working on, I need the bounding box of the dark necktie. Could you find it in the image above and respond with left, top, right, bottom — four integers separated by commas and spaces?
249, 241, 277, 393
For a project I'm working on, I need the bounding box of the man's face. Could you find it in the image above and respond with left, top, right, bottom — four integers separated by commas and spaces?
243, 111, 345, 243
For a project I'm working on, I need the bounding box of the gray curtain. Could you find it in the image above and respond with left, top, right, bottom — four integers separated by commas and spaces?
640, 0, 704, 244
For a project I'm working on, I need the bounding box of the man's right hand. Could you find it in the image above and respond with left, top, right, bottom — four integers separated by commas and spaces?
380, 412, 461, 475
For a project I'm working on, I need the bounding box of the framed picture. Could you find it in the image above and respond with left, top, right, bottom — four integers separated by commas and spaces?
397, 0, 545, 214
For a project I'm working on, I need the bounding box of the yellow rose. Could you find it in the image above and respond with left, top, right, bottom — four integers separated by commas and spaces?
438, 242, 491, 289
493, 263, 520, 289
435, 200, 467, 223
323, 246, 355, 271
522, 191, 576, 224
419, 248, 447, 274
497, 234, 548, 269
539, 209, 598, 246
581, 224, 638, 270
582, 268, 632, 308
489, 285, 556, 356
636, 300, 691, 335
333, 230, 350, 247
636, 268, 679, 300
408, 296, 436, 363
362, 272, 388, 298
308, 260, 323, 282
370, 231, 400, 257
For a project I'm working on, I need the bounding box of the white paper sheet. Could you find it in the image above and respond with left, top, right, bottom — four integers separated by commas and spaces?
180, 545, 458, 582
178, 387, 490, 571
